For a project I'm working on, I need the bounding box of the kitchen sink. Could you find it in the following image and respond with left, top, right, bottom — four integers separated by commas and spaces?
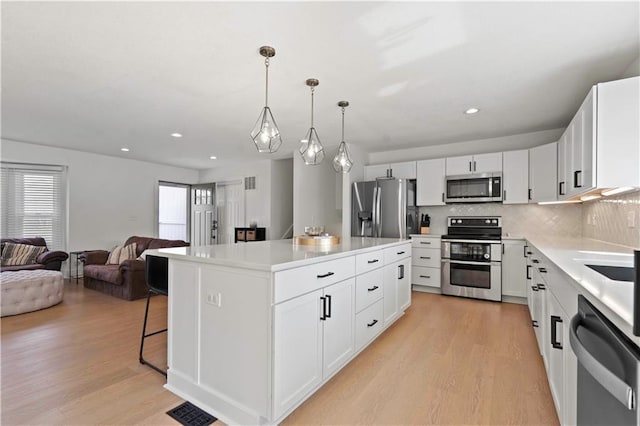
585, 264, 635, 282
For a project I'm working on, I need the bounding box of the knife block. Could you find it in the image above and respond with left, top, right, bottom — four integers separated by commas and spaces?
420, 226, 430, 235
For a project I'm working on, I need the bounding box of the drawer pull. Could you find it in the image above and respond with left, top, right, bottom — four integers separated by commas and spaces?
419, 275, 431, 279
367, 285, 379, 292
532, 285, 538, 292
317, 272, 335, 279
397, 251, 405, 255
537, 283, 546, 290
539, 268, 547, 273
367, 259, 379, 264
420, 256, 431, 260
367, 319, 378, 327
420, 241, 431, 245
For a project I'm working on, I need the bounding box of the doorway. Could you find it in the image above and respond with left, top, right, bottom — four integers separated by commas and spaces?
191, 183, 216, 246
157, 182, 189, 241
215, 180, 245, 244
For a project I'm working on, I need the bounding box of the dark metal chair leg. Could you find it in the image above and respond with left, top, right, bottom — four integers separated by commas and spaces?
139, 289, 168, 377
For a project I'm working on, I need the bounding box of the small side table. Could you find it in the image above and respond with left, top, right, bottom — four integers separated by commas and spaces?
68, 251, 85, 284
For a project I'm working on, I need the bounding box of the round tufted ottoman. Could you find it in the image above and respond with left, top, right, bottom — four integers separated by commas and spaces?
1, 270, 64, 317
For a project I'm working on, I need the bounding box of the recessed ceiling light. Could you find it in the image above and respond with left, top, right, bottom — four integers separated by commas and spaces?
209, 156, 217, 160
464, 107, 480, 114
171, 133, 183, 138
121, 148, 130, 152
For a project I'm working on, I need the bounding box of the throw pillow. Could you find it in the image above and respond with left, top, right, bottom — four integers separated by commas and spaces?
106, 242, 137, 265
1, 243, 46, 266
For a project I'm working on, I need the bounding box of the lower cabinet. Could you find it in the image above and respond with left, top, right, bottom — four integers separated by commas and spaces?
273, 278, 355, 419
546, 290, 566, 423
501, 239, 527, 299
411, 235, 441, 289
383, 256, 411, 326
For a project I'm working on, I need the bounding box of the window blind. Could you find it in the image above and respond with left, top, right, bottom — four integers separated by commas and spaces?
1, 162, 67, 251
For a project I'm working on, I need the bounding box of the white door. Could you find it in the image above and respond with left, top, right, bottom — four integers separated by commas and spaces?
322, 279, 355, 378
416, 158, 445, 206
383, 262, 398, 325
215, 181, 245, 244
473, 152, 503, 173
191, 183, 216, 246
446, 155, 473, 175
273, 289, 324, 420
502, 150, 529, 204
397, 258, 411, 312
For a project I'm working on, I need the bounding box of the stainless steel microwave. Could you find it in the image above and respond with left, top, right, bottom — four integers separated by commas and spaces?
445, 172, 502, 203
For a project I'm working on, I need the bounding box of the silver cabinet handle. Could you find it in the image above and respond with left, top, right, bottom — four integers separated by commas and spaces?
420, 241, 431, 245
420, 256, 431, 260
419, 275, 431, 279
570, 314, 635, 410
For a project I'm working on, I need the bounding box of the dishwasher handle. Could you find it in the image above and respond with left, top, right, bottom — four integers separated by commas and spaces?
570, 313, 636, 411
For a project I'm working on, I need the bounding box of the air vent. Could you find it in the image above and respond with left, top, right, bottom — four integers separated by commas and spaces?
245, 176, 256, 190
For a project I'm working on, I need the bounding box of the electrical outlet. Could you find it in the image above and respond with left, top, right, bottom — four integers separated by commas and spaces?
206, 292, 222, 307
592, 214, 597, 226
628, 211, 636, 228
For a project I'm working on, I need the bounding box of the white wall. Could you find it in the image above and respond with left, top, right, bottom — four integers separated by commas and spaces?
621, 55, 640, 78
293, 147, 343, 237
367, 128, 563, 165
270, 159, 293, 240
1, 139, 199, 254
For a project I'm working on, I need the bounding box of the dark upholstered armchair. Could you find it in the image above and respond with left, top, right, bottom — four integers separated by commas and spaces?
79, 236, 189, 301
0, 237, 69, 272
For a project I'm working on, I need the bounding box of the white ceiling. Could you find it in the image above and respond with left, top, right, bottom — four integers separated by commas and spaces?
2, 1, 638, 170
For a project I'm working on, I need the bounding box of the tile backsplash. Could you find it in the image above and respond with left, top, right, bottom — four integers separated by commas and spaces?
582, 190, 640, 248
418, 203, 583, 238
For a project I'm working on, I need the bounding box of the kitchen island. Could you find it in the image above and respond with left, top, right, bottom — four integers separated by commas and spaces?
148, 237, 412, 425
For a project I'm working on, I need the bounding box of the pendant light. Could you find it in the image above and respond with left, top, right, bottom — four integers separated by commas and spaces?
251, 46, 282, 153
332, 101, 353, 173
299, 78, 325, 165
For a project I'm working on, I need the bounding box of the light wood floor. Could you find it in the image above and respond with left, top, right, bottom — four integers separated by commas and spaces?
1, 281, 559, 425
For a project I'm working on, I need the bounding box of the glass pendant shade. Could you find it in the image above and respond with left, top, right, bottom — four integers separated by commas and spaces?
300, 128, 325, 165
251, 106, 282, 153
333, 140, 353, 173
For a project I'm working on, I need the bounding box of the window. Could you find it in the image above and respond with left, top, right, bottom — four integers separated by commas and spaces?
158, 182, 189, 241
1, 162, 67, 251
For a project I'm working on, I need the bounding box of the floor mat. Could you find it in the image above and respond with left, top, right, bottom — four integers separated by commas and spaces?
166, 401, 217, 426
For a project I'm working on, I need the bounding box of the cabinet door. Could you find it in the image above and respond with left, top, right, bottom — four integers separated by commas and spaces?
273, 289, 324, 419
397, 258, 411, 312
389, 161, 417, 179
557, 132, 569, 199
547, 291, 566, 423
322, 279, 355, 378
577, 89, 595, 193
529, 142, 558, 203
473, 152, 503, 173
446, 155, 473, 175
364, 164, 389, 181
501, 240, 527, 297
416, 158, 446, 206
502, 150, 529, 204
568, 112, 583, 197
383, 263, 398, 325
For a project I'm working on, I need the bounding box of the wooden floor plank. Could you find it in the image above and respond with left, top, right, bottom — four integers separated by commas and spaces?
1, 280, 558, 425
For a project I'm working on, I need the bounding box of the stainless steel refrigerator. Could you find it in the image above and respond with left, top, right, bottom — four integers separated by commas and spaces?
351, 178, 418, 238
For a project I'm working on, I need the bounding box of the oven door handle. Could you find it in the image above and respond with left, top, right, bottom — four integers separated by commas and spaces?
441, 239, 502, 244
569, 313, 635, 411
441, 259, 498, 267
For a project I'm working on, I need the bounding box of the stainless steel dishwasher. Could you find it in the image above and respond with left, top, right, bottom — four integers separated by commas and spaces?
570, 295, 640, 425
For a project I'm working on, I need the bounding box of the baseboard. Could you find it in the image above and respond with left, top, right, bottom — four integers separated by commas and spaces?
502, 295, 527, 305
411, 285, 441, 295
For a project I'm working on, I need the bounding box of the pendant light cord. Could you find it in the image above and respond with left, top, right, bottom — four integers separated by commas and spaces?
310, 87, 315, 128
341, 107, 345, 140
264, 57, 270, 106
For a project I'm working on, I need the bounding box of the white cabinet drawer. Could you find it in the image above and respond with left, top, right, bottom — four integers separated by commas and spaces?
355, 269, 383, 313
355, 250, 384, 275
412, 248, 440, 268
412, 266, 441, 288
383, 244, 411, 265
411, 236, 440, 249
355, 299, 384, 352
274, 256, 355, 303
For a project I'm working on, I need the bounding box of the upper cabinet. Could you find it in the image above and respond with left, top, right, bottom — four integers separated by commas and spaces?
416, 158, 446, 206
364, 161, 416, 180
529, 142, 558, 203
446, 152, 502, 175
558, 76, 639, 199
502, 149, 529, 204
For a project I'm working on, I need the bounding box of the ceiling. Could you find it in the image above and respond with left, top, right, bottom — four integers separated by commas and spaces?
2, 2, 638, 170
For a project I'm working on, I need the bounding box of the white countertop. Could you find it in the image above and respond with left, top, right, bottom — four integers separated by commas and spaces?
146, 237, 410, 272
526, 235, 637, 339
410, 234, 442, 238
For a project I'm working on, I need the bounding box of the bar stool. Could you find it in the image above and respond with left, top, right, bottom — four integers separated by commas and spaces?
139, 254, 169, 377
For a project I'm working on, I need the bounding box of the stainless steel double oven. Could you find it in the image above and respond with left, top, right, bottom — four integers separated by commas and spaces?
441, 217, 502, 302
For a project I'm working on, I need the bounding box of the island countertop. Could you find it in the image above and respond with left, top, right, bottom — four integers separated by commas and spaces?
146, 237, 410, 272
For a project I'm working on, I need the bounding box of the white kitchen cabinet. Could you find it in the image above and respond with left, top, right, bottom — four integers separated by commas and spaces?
382, 244, 411, 326
416, 158, 446, 206
411, 235, 441, 289
397, 257, 411, 312
274, 277, 355, 418
382, 263, 398, 325
501, 239, 527, 298
528, 142, 557, 203
557, 130, 569, 198
546, 289, 566, 424
502, 150, 529, 204
446, 152, 503, 175
364, 161, 416, 180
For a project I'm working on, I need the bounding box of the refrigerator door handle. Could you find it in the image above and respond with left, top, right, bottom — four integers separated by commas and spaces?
376, 186, 382, 237
371, 186, 377, 237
